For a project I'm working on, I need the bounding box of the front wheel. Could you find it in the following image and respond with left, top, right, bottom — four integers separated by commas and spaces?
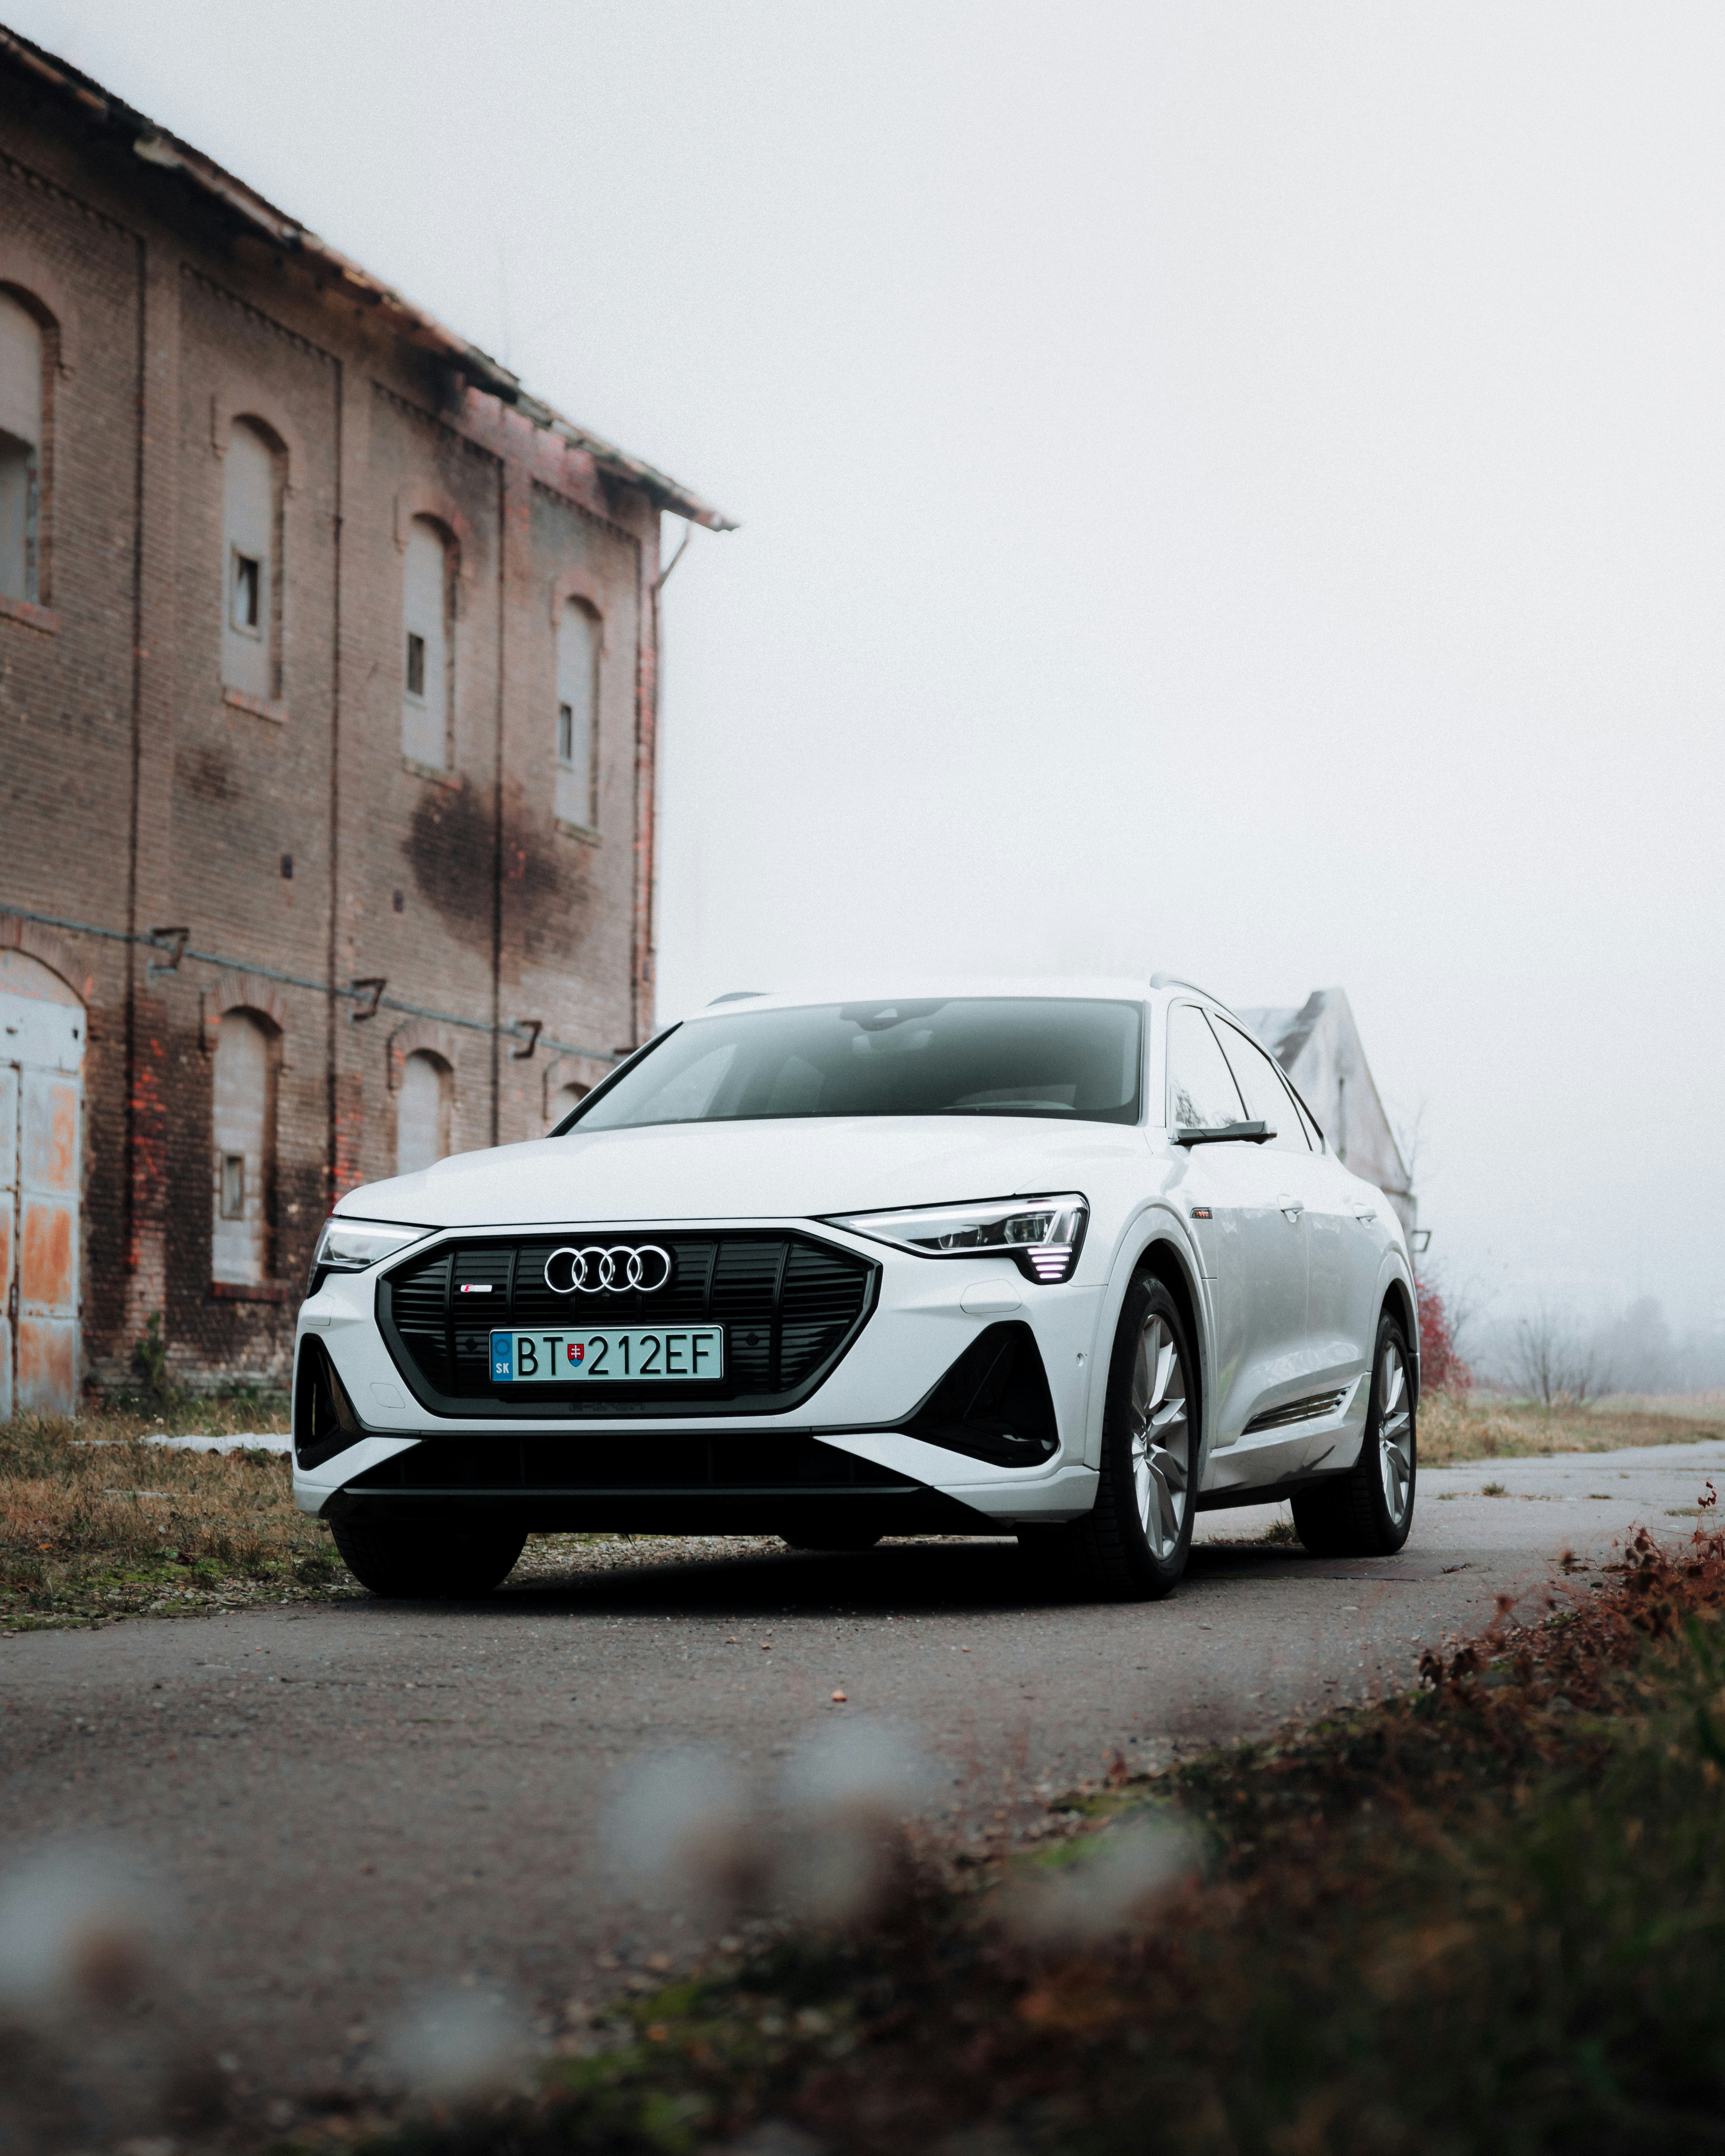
1022, 1275, 1196, 1600
328, 1510, 527, 1598
1291, 1311, 1416, 1558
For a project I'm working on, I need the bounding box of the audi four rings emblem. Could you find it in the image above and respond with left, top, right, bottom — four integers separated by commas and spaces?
542, 1244, 673, 1295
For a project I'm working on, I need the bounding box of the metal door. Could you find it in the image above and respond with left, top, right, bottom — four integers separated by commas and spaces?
0, 1062, 14, 1421
0, 961, 84, 1418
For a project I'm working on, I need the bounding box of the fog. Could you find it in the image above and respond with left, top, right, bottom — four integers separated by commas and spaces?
15, 1, 1725, 1338
1464, 1290, 1725, 1402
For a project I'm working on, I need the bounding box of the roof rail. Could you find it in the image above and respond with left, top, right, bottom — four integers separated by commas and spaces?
707, 990, 768, 1005
1148, 972, 1239, 1017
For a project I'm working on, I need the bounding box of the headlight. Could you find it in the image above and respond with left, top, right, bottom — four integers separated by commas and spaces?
309, 1217, 432, 1286
822, 1194, 1087, 1283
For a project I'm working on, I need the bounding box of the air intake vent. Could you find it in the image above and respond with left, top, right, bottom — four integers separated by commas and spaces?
905, 1322, 1059, 1467
378, 1231, 877, 1421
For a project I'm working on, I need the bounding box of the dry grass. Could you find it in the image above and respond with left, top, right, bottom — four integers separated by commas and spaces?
0, 1397, 346, 1629
0, 1405, 930, 1628
1420, 1389, 1725, 1465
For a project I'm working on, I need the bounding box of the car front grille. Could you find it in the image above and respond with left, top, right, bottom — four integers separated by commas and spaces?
378, 1230, 878, 1419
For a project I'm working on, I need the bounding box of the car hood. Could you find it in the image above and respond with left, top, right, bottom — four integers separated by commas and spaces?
337, 1116, 1151, 1230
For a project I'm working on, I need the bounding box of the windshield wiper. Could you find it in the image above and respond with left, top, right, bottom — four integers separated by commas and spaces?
933, 1103, 1079, 1117
1174, 1120, 1273, 1147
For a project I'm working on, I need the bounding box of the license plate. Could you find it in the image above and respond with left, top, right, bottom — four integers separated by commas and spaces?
489, 1327, 724, 1384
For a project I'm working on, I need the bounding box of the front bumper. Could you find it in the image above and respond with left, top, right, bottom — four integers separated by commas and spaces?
292, 1218, 1105, 1531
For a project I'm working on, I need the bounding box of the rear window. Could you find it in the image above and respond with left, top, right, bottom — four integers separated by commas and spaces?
569, 998, 1144, 1131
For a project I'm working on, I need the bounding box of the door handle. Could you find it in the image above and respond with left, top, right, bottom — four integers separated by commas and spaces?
1276, 1194, 1304, 1220
1351, 1204, 1377, 1223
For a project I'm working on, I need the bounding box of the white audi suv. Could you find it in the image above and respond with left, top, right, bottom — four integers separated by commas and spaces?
293, 979, 1418, 1600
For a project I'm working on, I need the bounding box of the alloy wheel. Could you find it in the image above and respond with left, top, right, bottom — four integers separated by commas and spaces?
1377, 1337, 1413, 1524
1129, 1315, 1190, 1560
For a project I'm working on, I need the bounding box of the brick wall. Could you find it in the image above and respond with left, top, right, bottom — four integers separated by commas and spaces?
0, 66, 669, 1397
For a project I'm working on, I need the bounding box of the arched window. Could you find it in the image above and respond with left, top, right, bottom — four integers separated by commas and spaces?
402, 517, 454, 768
397, 1050, 453, 1175
555, 599, 598, 829
549, 1080, 589, 1130
212, 1010, 276, 1284
221, 419, 282, 700
0, 291, 43, 604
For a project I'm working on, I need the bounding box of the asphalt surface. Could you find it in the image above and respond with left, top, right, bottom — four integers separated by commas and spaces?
3, 1438, 1722, 2109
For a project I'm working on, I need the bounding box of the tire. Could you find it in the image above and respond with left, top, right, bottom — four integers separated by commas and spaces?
328, 1510, 527, 1598
1021, 1274, 1197, 1600
1291, 1310, 1416, 1558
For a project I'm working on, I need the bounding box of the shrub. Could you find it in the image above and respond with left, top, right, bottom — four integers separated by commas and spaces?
1417, 1274, 1471, 1391
132, 1311, 171, 1399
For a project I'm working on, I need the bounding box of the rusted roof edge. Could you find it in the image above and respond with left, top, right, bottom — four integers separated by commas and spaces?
0, 25, 737, 531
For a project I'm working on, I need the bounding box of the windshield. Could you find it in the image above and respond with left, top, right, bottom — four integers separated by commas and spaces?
568, 998, 1144, 1132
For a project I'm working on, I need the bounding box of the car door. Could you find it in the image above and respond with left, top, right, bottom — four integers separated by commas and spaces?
1214, 1015, 1374, 1427
1301, 1116, 1383, 1398
1211, 1016, 1342, 1373
1165, 1003, 1308, 1445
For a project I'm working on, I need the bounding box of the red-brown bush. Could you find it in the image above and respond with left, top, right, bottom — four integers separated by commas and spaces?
1417, 1273, 1471, 1391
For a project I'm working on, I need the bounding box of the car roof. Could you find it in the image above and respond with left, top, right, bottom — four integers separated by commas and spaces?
680, 976, 1232, 1024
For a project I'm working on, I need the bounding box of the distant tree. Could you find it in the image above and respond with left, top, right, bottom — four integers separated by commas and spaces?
1508, 1303, 1612, 1409
1594, 1295, 1675, 1395
1415, 1274, 1471, 1392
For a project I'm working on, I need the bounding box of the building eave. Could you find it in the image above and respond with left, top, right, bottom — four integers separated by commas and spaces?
0, 24, 738, 531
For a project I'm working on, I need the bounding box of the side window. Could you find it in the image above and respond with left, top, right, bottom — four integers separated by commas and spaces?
402, 517, 454, 768
555, 598, 598, 829
396, 1050, 453, 1174
222, 419, 282, 700
1289, 1085, 1323, 1150
0, 291, 44, 604
1166, 1005, 1246, 1132
1214, 1019, 1311, 1152
212, 1010, 276, 1283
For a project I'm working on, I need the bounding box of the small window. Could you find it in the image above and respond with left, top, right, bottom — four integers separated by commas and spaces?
555, 599, 598, 828
1213, 1019, 1311, 1153
231, 551, 261, 634
401, 519, 453, 768
1166, 1005, 1247, 1132
221, 420, 282, 700
0, 290, 43, 605
220, 1153, 246, 1218
211, 1009, 276, 1283
549, 1080, 588, 1132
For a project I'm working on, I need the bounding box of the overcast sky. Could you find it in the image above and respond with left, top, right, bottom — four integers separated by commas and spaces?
15, 1, 1725, 1332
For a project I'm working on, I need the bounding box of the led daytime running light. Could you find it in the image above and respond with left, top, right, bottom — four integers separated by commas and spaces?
822, 1194, 1088, 1284
310, 1218, 432, 1278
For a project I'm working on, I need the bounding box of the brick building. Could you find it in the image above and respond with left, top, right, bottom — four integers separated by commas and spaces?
0, 27, 732, 1412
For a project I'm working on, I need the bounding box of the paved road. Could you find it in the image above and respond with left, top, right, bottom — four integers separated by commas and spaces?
2, 1440, 1720, 2113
